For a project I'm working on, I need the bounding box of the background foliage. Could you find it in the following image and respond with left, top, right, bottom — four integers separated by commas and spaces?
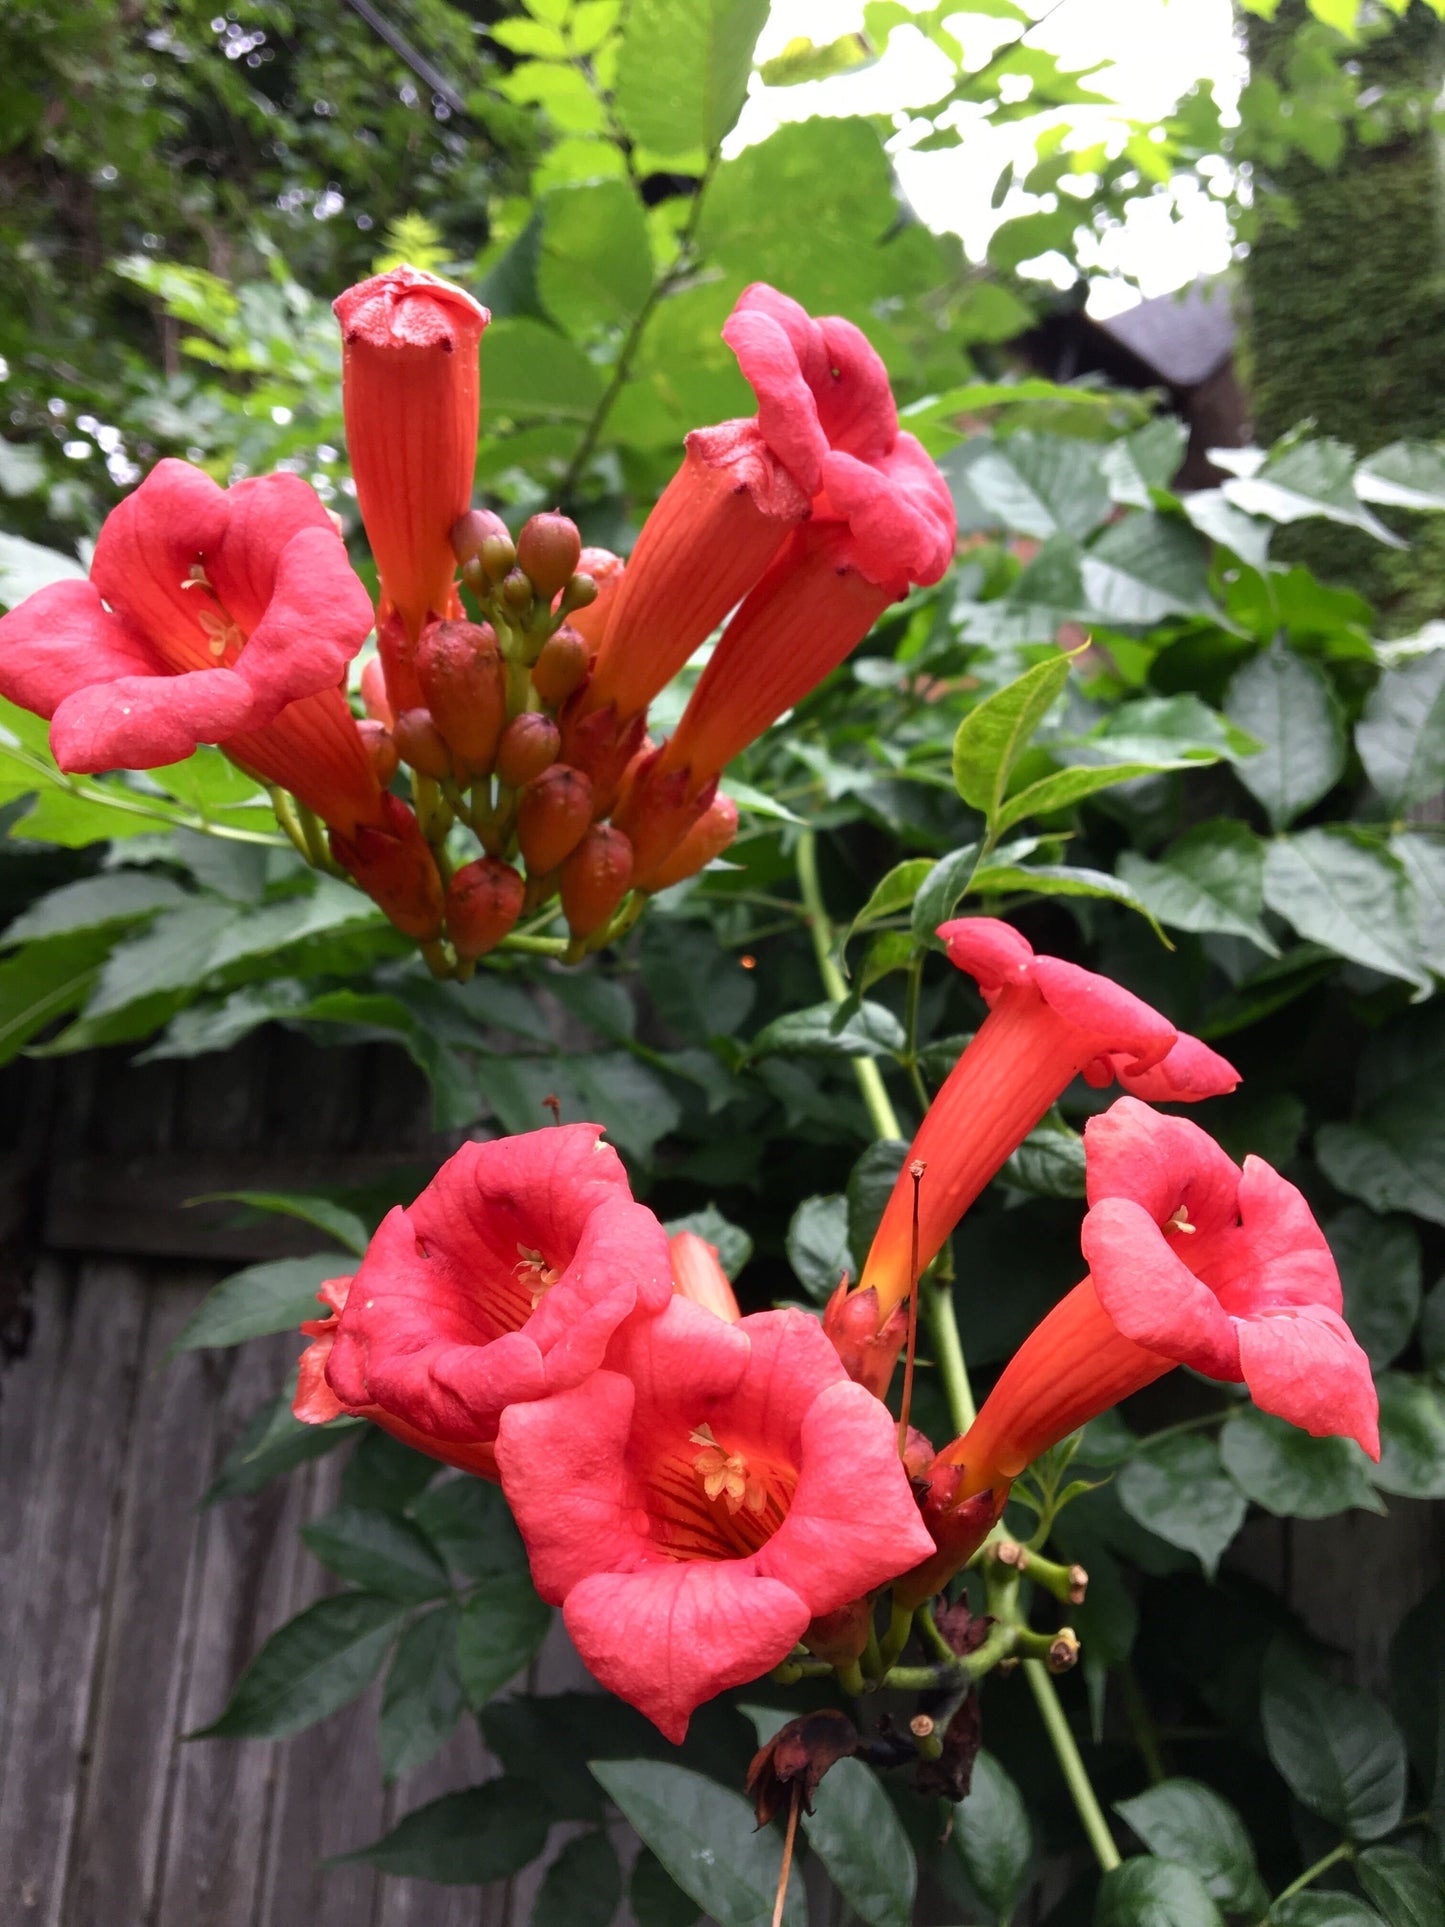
3, 1, 1444, 1922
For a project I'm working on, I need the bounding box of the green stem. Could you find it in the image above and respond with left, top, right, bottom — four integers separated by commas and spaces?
497, 933, 570, 957
902, 952, 932, 1117
1137, 1408, 1230, 1450
795, 829, 902, 1141
1261, 1842, 1356, 1918
925, 1278, 977, 1432
1121, 1663, 1168, 1786
1023, 1659, 1121, 1872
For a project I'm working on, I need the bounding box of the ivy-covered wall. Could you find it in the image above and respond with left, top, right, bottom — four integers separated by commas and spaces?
1243, 0, 1445, 622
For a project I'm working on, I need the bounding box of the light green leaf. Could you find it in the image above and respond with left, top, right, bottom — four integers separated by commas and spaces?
0, 930, 110, 1066
170, 1253, 340, 1353
1081, 512, 1216, 625
1261, 1643, 1407, 1840
997, 762, 1191, 835
1113, 1779, 1266, 1914
613, 0, 769, 156
1393, 832, 1445, 966
1118, 820, 1278, 953
750, 1000, 905, 1061
1357, 654, 1445, 813
802, 1758, 915, 1927
0, 530, 86, 607
845, 857, 934, 945
300, 1504, 452, 1604
1263, 830, 1430, 992
1100, 419, 1189, 507
1220, 1409, 1382, 1520
955, 1750, 1033, 1918
1224, 438, 1405, 546
1356, 440, 1445, 511
589, 1761, 805, 1927
965, 432, 1112, 539
1183, 488, 1273, 569
953, 656, 1071, 820
538, 179, 653, 333
1, 871, 187, 946
1117, 1434, 1246, 1576
1094, 1856, 1225, 1927
1226, 641, 1347, 830
970, 861, 1165, 934
910, 842, 983, 941
483, 317, 607, 420
190, 1592, 405, 1740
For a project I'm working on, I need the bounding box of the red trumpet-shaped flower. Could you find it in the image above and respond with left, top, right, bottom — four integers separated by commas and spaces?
0, 460, 376, 786
496, 1300, 936, 1741
858, 919, 1240, 1318
935, 1096, 1378, 1512
293, 1124, 672, 1479
335, 266, 489, 706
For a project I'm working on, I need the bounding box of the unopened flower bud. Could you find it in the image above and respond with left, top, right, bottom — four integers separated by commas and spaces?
496, 712, 562, 789
446, 857, 525, 959
517, 764, 593, 874
357, 718, 399, 787
668, 1230, 741, 1322
478, 531, 517, 583
557, 572, 597, 618
802, 1600, 872, 1669
451, 507, 511, 566
501, 568, 533, 613
416, 619, 506, 778
392, 707, 452, 780
1068, 1565, 1089, 1605
330, 792, 445, 941
359, 655, 394, 727
561, 825, 633, 939
558, 696, 649, 814
566, 546, 624, 650
516, 511, 582, 601
643, 792, 739, 891
530, 626, 589, 708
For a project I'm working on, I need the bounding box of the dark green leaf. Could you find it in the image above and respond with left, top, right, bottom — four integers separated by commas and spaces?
613, 0, 769, 155
378, 1604, 465, 1782
1357, 1845, 1445, 1927
847, 1139, 910, 1267
910, 842, 982, 941
1117, 819, 1278, 954
954, 1749, 1033, 1917
589, 1761, 805, 1927
333, 1780, 550, 1883
412, 1476, 528, 1580
953, 656, 1071, 821
169, 1253, 339, 1353
1394, 832, 1445, 967
631, 1846, 702, 1927
300, 1503, 452, 1604
641, 918, 756, 1042
785, 1194, 852, 1302
750, 1000, 904, 1060
191, 1592, 405, 1740
1317, 1092, 1445, 1229
1002, 1117, 1087, 1197
340, 1430, 439, 1514
964, 433, 1112, 540
1117, 1434, 1246, 1576
1330, 1207, 1422, 1370
1261, 1643, 1407, 1840
970, 861, 1164, 933
191, 1189, 369, 1256
1263, 830, 1429, 992
455, 1572, 554, 1708
203, 1389, 360, 1504
664, 1206, 753, 1280
1221, 1409, 1383, 1520
0, 929, 109, 1066
1226, 641, 1347, 830
533, 1830, 623, 1927
1357, 654, 1445, 813
1271, 1897, 1386, 1926
1081, 512, 1216, 625
1, 870, 186, 945
1113, 1779, 1267, 1914
802, 1757, 916, 1927
1094, 1855, 1224, 1926
1374, 1373, 1445, 1499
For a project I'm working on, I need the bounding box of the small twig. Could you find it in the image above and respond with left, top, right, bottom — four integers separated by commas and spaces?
772, 1786, 801, 1927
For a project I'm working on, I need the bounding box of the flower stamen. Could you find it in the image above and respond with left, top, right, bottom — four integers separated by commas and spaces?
514, 1243, 563, 1308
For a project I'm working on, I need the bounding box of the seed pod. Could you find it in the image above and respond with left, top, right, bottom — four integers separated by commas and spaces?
416, 619, 506, 778
530, 625, 589, 708
446, 857, 525, 960
451, 507, 511, 566
560, 825, 633, 939
357, 718, 400, 788
495, 712, 561, 789
644, 792, 740, 891
517, 764, 593, 875
517, 511, 582, 600
359, 654, 394, 727
392, 707, 452, 780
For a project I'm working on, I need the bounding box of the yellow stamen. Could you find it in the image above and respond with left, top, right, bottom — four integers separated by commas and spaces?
1166, 1205, 1196, 1235
514, 1243, 563, 1308
690, 1423, 768, 1516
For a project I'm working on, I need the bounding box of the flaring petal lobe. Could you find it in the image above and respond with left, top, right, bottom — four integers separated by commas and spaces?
1235, 1304, 1379, 1458
1083, 1195, 1241, 1379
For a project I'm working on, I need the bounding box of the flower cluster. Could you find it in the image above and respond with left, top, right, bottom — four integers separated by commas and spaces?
292, 914, 1378, 1742
0, 270, 955, 972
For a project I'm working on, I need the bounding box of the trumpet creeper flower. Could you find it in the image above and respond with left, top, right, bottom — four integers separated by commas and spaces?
294, 1124, 672, 1477
496, 1300, 937, 1741
858, 919, 1240, 1318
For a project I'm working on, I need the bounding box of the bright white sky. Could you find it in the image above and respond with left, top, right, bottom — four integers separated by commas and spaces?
734, 0, 1245, 317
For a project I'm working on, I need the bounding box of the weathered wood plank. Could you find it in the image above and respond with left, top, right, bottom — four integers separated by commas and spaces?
62, 1276, 220, 1927
151, 1330, 315, 1927
373, 1718, 493, 1927
0, 1262, 150, 1927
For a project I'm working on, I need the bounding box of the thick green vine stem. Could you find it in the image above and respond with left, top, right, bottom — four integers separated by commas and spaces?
795, 826, 1120, 1873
